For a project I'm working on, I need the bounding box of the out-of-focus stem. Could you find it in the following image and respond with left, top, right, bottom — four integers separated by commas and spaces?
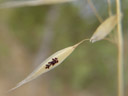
87, 0, 103, 23
116, 0, 124, 96
107, 0, 112, 16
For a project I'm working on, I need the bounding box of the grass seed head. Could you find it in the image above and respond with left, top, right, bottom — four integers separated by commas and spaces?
8, 44, 76, 92
90, 15, 117, 43
7, 38, 88, 92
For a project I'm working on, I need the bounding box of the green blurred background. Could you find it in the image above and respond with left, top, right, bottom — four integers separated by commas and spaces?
0, 0, 127, 96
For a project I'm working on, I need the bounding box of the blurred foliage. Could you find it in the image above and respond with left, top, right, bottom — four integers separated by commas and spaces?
0, 0, 127, 96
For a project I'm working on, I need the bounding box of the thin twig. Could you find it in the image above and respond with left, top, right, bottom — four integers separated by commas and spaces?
87, 0, 103, 23
104, 38, 117, 45
116, 0, 124, 96
73, 38, 89, 48
107, 0, 113, 16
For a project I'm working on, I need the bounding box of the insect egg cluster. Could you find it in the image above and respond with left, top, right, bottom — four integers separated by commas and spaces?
45, 58, 59, 69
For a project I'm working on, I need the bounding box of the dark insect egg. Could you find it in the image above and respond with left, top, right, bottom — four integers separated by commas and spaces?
45, 65, 50, 69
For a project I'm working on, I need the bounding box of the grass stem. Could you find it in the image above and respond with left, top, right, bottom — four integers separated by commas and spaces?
116, 0, 124, 96
87, 0, 103, 23
73, 39, 89, 48
107, 0, 112, 16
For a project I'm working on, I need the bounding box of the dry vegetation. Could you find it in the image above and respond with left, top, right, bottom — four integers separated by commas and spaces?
0, 0, 127, 96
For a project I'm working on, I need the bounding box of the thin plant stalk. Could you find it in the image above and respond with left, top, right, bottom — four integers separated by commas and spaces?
87, 0, 103, 23
73, 39, 89, 48
107, 0, 112, 16
116, 0, 124, 96
107, 0, 118, 44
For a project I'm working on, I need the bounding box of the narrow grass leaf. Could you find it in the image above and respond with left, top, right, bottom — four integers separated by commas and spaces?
90, 15, 117, 43
0, 0, 75, 8
8, 39, 87, 92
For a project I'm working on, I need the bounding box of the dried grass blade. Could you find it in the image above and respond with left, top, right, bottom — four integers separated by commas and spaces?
0, 0, 74, 8
90, 15, 117, 43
